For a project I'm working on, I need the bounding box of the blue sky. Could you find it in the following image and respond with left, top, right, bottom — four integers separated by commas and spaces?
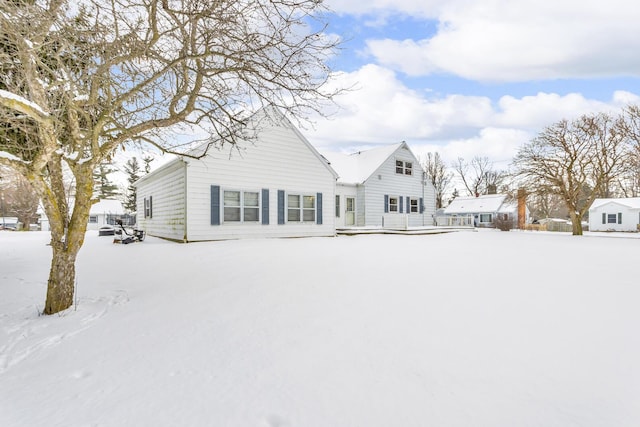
304, 0, 640, 168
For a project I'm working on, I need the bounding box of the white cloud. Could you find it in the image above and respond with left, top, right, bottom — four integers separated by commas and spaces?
324, 0, 445, 19
411, 128, 531, 167
361, 0, 640, 81
307, 65, 638, 166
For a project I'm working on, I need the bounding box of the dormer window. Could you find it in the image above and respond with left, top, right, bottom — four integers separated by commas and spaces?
396, 160, 412, 176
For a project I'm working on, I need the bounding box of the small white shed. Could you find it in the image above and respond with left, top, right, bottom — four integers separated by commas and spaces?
589, 198, 640, 232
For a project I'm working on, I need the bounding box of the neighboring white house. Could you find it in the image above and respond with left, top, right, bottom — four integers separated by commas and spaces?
440, 194, 521, 227
87, 199, 126, 230
0, 216, 18, 230
135, 107, 338, 242
36, 199, 125, 231
588, 197, 640, 232
322, 142, 436, 228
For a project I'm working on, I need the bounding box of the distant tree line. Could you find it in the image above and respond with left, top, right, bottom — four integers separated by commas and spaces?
424, 105, 640, 236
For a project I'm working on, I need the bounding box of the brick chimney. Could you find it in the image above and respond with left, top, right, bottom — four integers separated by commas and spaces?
517, 188, 526, 229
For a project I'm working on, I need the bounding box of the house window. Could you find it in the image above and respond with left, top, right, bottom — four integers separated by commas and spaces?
607, 213, 617, 224
224, 191, 241, 221
287, 194, 316, 222
89, 215, 98, 223
303, 195, 316, 221
404, 162, 412, 175
144, 196, 153, 218
410, 198, 419, 213
479, 213, 492, 223
395, 160, 404, 174
389, 196, 398, 212
224, 190, 260, 223
244, 192, 259, 222
335, 195, 340, 218
396, 160, 412, 176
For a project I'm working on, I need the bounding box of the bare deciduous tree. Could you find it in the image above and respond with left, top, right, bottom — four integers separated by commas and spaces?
0, 0, 341, 314
453, 156, 506, 197
617, 105, 640, 197
420, 152, 452, 209
0, 167, 39, 228
513, 112, 629, 235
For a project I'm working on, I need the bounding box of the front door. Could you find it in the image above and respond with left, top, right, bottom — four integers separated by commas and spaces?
346, 197, 355, 226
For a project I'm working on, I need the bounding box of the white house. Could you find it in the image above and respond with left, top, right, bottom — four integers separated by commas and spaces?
135, 107, 338, 242
440, 194, 520, 227
36, 199, 125, 231
323, 142, 436, 228
87, 199, 126, 230
0, 216, 18, 230
589, 197, 640, 232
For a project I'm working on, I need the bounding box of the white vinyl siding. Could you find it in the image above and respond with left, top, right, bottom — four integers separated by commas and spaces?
135, 160, 186, 241
362, 146, 434, 227
588, 199, 640, 232
176, 108, 335, 241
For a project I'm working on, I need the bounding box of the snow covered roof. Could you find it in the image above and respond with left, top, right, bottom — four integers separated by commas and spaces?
444, 194, 509, 214
590, 197, 640, 210
322, 142, 406, 184
137, 106, 337, 185
90, 199, 125, 215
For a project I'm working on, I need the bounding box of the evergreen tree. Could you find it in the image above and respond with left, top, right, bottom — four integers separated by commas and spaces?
123, 158, 141, 213
142, 156, 154, 174
447, 188, 459, 206
93, 163, 120, 199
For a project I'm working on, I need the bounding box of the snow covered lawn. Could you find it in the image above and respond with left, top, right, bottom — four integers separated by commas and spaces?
1, 230, 639, 427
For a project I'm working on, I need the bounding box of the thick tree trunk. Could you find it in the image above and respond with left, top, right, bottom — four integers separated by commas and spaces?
43, 243, 78, 314
569, 212, 583, 236
41, 162, 92, 315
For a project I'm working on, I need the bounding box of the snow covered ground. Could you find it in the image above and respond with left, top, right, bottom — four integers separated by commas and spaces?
1, 229, 639, 427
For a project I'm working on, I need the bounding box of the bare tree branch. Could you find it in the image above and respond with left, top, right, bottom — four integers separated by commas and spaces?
0, 0, 342, 314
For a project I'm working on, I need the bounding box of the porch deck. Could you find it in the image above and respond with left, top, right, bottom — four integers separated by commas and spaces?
336, 226, 475, 236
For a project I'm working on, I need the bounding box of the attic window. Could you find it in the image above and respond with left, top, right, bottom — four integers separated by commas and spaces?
396, 160, 412, 176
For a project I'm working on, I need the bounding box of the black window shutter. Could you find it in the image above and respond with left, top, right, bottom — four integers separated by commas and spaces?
210, 185, 220, 225
149, 196, 153, 218
278, 190, 285, 224
261, 189, 269, 225
406, 196, 411, 213
618, 212, 622, 224
399, 196, 403, 213
316, 193, 323, 225
384, 195, 389, 213
419, 197, 424, 214
602, 213, 606, 224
